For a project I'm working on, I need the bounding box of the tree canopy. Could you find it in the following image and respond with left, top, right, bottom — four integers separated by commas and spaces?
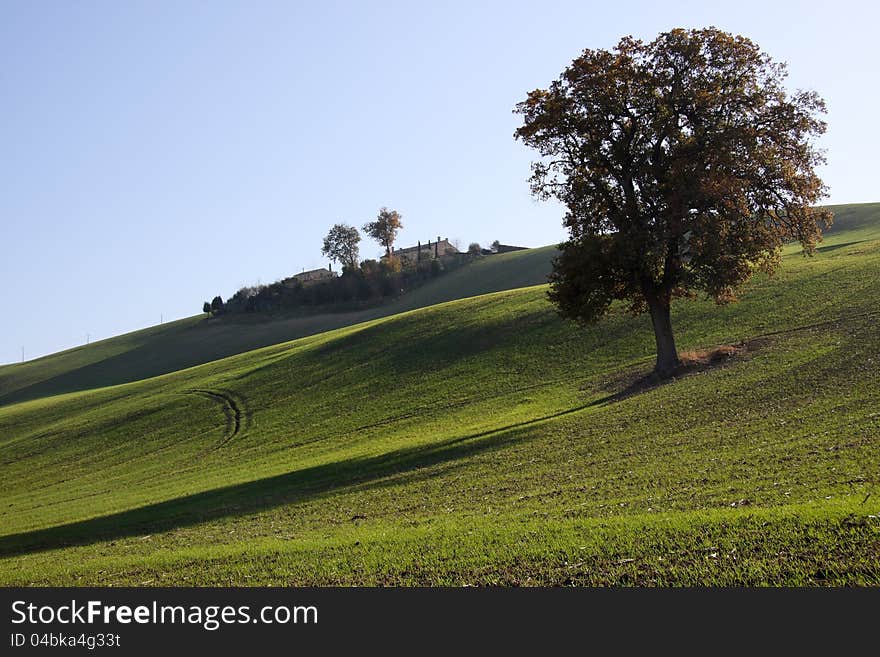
514, 27, 832, 377
321, 223, 361, 271
210, 295, 224, 315
363, 207, 403, 259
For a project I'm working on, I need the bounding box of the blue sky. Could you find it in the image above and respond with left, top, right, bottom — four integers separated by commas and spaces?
2, 0, 878, 364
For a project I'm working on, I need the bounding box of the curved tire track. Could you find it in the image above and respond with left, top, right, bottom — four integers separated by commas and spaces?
187, 388, 248, 448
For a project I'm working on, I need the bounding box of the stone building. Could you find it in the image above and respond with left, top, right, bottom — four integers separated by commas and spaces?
283, 266, 336, 287
384, 237, 459, 264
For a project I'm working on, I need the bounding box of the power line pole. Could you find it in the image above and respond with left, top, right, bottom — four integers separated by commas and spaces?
21, 346, 24, 363
87, 333, 90, 345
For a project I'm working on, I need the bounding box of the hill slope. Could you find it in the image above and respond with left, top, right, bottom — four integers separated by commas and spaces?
0, 203, 878, 585
0, 245, 556, 406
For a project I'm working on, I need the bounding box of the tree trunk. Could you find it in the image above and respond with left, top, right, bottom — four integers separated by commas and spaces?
646, 294, 680, 378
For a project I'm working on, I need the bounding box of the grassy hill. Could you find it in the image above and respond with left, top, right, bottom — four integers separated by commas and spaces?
0, 203, 878, 585
0, 245, 556, 406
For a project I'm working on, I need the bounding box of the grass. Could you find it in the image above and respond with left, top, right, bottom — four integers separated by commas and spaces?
0, 245, 556, 406
0, 203, 878, 586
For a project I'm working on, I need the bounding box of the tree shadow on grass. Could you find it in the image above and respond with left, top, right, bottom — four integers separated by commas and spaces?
0, 396, 611, 558
816, 239, 867, 253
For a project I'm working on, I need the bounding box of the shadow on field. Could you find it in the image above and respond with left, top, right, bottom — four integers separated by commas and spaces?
0, 317, 345, 407
816, 239, 867, 254
0, 396, 610, 558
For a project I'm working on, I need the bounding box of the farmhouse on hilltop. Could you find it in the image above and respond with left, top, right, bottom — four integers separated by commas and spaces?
383, 237, 459, 264
283, 266, 336, 287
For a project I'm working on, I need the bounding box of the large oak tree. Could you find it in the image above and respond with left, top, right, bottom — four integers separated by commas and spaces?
514, 28, 832, 377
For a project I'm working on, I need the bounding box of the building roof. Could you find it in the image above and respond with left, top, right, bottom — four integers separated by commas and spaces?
390, 238, 458, 257
281, 267, 336, 287
293, 267, 334, 279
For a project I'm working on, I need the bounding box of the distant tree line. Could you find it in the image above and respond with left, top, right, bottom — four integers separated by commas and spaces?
221, 256, 447, 315
202, 207, 503, 317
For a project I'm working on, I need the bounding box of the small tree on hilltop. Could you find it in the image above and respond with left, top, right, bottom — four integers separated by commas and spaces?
514, 27, 832, 378
321, 223, 361, 272
363, 207, 403, 259
210, 295, 225, 315
468, 242, 482, 255
202, 301, 211, 315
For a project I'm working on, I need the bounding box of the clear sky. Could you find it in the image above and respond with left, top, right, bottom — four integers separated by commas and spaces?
2, 0, 878, 364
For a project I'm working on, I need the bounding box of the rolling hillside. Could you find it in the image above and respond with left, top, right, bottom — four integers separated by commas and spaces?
0, 245, 556, 406
0, 203, 878, 585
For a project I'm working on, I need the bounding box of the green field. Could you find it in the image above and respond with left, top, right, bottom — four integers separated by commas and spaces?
0, 245, 556, 406
1, 203, 878, 585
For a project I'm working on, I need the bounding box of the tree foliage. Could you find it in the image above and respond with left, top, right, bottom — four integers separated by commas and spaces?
363, 207, 403, 258
514, 27, 832, 376
222, 255, 454, 314
321, 223, 361, 271
210, 295, 225, 315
